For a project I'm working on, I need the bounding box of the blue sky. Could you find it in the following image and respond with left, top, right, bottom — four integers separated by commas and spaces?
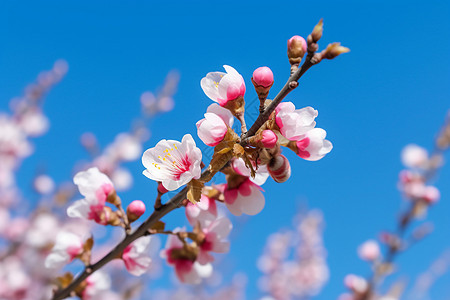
1, 0, 450, 299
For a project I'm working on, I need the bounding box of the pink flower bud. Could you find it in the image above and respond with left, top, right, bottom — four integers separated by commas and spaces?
196, 113, 228, 146
127, 200, 146, 217
252, 67, 274, 88
260, 130, 278, 148
267, 154, 291, 183
287, 35, 307, 64
288, 35, 307, 53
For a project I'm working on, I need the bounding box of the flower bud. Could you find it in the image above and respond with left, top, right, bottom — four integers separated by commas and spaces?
127, 200, 146, 222
268, 154, 291, 183
321, 43, 350, 60
311, 19, 323, 43
196, 113, 228, 146
287, 35, 307, 64
252, 67, 274, 88
260, 130, 278, 148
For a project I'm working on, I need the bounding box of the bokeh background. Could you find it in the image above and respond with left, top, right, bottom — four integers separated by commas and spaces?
1, 0, 449, 299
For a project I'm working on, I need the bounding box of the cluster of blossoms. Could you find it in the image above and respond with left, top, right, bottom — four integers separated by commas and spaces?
341, 124, 450, 300
0, 61, 72, 299
139, 52, 334, 280
0, 64, 180, 299
46, 20, 350, 299
257, 210, 329, 300
398, 144, 440, 208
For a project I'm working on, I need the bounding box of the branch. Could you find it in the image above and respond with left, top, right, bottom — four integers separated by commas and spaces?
52, 40, 323, 300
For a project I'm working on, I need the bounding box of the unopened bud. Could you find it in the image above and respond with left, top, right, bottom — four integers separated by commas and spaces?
311, 19, 324, 43
252, 66, 274, 113
252, 67, 274, 88
287, 35, 307, 64
321, 43, 350, 60
267, 154, 291, 183
260, 130, 278, 148
127, 200, 146, 222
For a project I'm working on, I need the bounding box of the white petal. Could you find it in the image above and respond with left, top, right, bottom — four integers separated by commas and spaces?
67, 199, 90, 219
208, 217, 232, 240
200, 72, 225, 102
239, 184, 265, 215
207, 103, 234, 127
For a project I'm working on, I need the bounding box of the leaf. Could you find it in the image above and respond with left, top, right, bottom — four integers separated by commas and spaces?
187, 179, 204, 204
150, 221, 166, 232
56, 272, 73, 289
83, 236, 94, 252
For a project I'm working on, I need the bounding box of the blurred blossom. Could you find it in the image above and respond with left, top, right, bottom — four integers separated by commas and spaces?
82, 271, 111, 300
67, 167, 114, 224
25, 213, 59, 248
110, 168, 133, 191
45, 231, 84, 270
357, 239, 380, 261
401, 144, 428, 169
122, 236, 155, 276
258, 210, 329, 300
33, 174, 55, 195
344, 274, 368, 294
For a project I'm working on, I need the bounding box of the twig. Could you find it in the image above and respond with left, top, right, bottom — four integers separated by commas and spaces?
52, 35, 322, 300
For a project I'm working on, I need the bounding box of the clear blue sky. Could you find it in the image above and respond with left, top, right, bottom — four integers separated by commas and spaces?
1, 0, 449, 299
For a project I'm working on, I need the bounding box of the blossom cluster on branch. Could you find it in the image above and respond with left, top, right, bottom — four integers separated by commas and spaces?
44, 19, 350, 300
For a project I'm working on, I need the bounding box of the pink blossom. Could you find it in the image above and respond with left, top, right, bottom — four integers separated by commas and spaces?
206, 103, 234, 127
357, 239, 380, 261
25, 213, 59, 248
45, 231, 84, 270
142, 134, 202, 191
196, 113, 228, 146
231, 157, 270, 186
224, 178, 265, 216
122, 236, 154, 276
67, 167, 114, 225
33, 174, 55, 195
275, 102, 318, 140
197, 217, 232, 265
161, 232, 213, 284
401, 144, 428, 168
253, 67, 274, 87
200, 65, 246, 106
82, 271, 111, 300
423, 185, 440, 204
260, 130, 278, 148
344, 274, 368, 294
295, 128, 333, 161
185, 194, 218, 227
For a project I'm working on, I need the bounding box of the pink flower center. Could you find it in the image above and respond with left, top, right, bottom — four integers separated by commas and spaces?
171, 155, 191, 180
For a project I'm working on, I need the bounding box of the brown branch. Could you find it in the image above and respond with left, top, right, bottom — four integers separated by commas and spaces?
51, 38, 323, 300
